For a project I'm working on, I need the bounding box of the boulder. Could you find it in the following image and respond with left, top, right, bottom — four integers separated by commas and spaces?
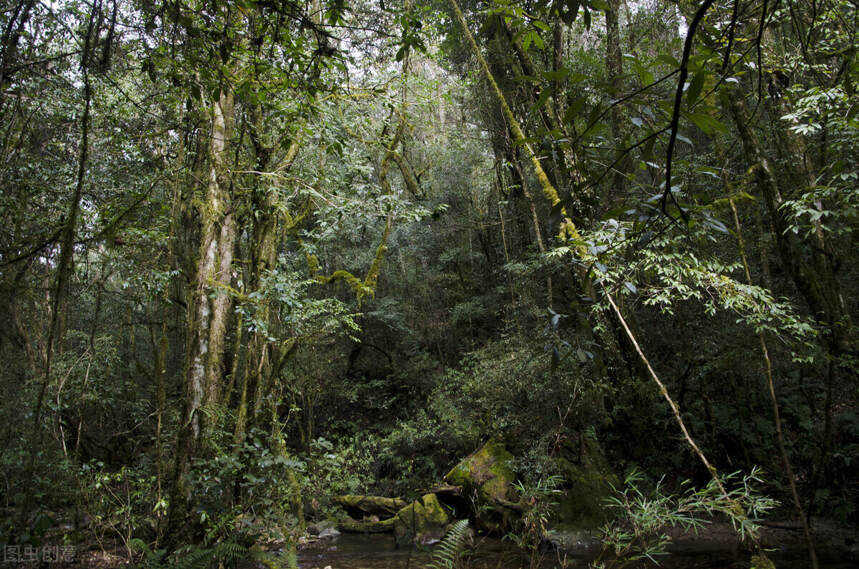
337, 516, 395, 533
393, 493, 451, 545
307, 519, 338, 536
543, 528, 601, 552
334, 495, 408, 519
443, 439, 522, 533
554, 436, 617, 529
318, 526, 340, 539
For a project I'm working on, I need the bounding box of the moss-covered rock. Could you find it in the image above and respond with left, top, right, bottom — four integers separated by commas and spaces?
443, 439, 522, 533
393, 493, 451, 544
750, 553, 776, 569
334, 495, 408, 518
554, 436, 617, 529
445, 439, 516, 501
338, 516, 396, 533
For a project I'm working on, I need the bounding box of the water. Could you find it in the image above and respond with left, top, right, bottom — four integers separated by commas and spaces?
295, 533, 855, 569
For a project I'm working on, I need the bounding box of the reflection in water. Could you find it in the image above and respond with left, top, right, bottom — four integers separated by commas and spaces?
298, 533, 542, 569
296, 533, 854, 569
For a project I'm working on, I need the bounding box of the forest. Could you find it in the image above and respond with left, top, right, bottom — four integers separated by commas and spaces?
0, 0, 856, 567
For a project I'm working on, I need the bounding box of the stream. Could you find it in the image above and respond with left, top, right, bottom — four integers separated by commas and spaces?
295, 533, 856, 569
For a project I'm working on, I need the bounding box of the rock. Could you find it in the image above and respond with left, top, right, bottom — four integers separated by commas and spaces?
554, 436, 617, 529
307, 519, 338, 536
443, 439, 522, 533
337, 517, 395, 533
750, 553, 776, 569
334, 495, 408, 518
393, 493, 451, 545
543, 529, 601, 552
318, 526, 340, 539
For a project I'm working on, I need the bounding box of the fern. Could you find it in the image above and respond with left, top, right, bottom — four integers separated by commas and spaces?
429, 519, 470, 569
129, 538, 277, 569
130, 538, 167, 567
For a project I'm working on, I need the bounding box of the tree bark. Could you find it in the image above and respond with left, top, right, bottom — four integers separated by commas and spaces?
165, 87, 236, 545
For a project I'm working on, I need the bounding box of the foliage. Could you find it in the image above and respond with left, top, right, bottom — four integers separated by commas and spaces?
591, 468, 777, 568
129, 537, 276, 569
429, 519, 471, 569
507, 475, 565, 568
0, 0, 855, 563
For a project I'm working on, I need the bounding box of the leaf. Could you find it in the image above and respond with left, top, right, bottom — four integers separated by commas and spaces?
686, 111, 728, 134
656, 54, 680, 67
624, 281, 638, 294
542, 68, 570, 81
686, 71, 706, 108
676, 133, 693, 146
554, 0, 580, 25
630, 116, 643, 127
529, 89, 552, 116
586, 104, 603, 130
563, 96, 587, 123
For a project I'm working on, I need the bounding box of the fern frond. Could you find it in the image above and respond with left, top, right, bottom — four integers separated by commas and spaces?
171, 546, 215, 569
212, 540, 248, 562
429, 519, 470, 569
246, 545, 279, 569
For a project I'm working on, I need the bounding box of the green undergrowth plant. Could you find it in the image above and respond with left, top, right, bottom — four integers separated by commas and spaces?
506, 475, 564, 569
429, 519, 471, 569
590, 468, 776, 568
129, 538, 278, 569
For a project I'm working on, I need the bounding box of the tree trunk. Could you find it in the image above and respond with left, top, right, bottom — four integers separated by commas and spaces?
165, 87, 236, 546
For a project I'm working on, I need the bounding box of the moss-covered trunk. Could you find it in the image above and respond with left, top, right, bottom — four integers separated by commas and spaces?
165, 87, 236, 546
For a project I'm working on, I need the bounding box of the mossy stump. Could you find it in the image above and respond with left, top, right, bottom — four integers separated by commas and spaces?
443, 439, 522, 534
393, 493, 451, 545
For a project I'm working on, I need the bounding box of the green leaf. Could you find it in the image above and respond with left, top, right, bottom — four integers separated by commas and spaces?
686, 111, 727, 134
563, 96, 587, 123
686, 71, 706, 108
530, 89, 552, 116
656, 54, 680, 67
542, 68, 570, 81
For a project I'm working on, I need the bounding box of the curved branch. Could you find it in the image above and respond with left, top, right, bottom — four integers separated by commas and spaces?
661, 0, 716, 221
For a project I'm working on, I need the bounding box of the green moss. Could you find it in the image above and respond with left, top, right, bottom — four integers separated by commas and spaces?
443, 439, 519, 533
393, 494, 451, 544
338, 516, 395, 533
554, 438, 618, 530
334, 495, 408, 517
444, 439, 515, 503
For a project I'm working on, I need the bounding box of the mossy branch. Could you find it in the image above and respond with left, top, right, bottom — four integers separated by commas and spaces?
448, 0, 579, 244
